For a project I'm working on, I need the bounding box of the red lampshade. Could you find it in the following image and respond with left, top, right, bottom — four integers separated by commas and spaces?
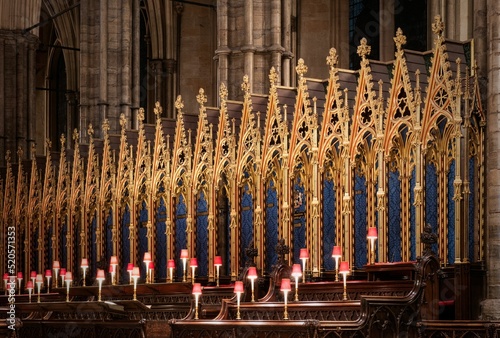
367, 227, 378, 239
96, 269, 106, 280
132, 267, 140, 277
52, 260, 60, 269
332, 246, 342, 258
17, 272, 23, 279
110, 256, 118, 265
247, 266, 257, 279
81, 258, 89, 268
280, 278, 292, 292
192, 282, 202, 295
143, 252, 152, 262
291, 264, 302, 277
35, 274, 43, 283
60, 268, 67, 276
180, 249, 189, 259
109, 265, 115, 273
65, 271, 73, 282
30, 271, 37, 279
214, 256, 222, 266
149, 262, 155, 269
190, 258, 198, 267
127, 263, 134, 272
234, 280, 244, 293
167, 259, 175, 269
26, 281, 34, 290
45, 269, 52, 277
339, 261, 350, 274
299, 248, 309, 259
3, 273, 9, 281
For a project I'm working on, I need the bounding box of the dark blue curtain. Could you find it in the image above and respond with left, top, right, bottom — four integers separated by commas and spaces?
388, 170, 402, 262
121, 206, 130, 281
322, 179, 336, 271
175, 195, 187, 280
156, 198, 167, 280
241, 185, 253, 267
354, 172, 367, 268
425, 163, 438, 254
196, 191, 208, 277
265, 180, 278, 274
447, 160, 456, 265
138, 202, 148, 279
293, 178, 306, 264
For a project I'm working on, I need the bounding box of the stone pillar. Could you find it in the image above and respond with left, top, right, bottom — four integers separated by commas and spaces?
481, 0, 500, 320
379, 0, 395, 62
270, 0, 283, 85
165, 59, 177, 119
216, 0, 229, 95
282, 0, 292, 87
0, 30, 38, 167
243, 0, 255, 92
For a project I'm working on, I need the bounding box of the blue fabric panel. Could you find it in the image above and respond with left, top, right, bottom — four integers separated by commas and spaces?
388, 170, 402, 262
196, 191, 208, 277
265, 180, 278, 274
322, 179, 336, 271
241, 185, 254, 267
138, 201, 148, 279
106, 210, 113, 266
447, 160, 455, 265
156, 198, 167, 280
175, 195, 187, 280
121, 207, 130, 281
425, 164, 438, 254
354, 173, 367, 268
293, 178, 306, 264
61, 222, 67, 267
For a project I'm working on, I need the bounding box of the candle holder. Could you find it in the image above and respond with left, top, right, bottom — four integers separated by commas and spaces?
192, 283, 202, 319
132, 267, 140, 300
127, 263, 134, 284
214, 256, 222, 287
26, 281, 33, 303
291, 264, 302, 301
339, 261, 350, 300
234, 280, 244, 320
367, 227, 378, 265
16, 272, 23, 295
247, 266, 258, 302
65, 271, 72, 302
96, 269, 105, 302
167, 259, 175, 283
299, 248, 309, 283
332, 246, 342, 282
60, 268, 66, 288
81, 258, 89, 286
110, 256, 118, 285
180, 249, 189, 282
52, 261, 60, 288
143, 252, 151, 283
280, 278, 291, 320
148, 262, 155, 283
45, 269, 52, 293
35, 274, 43, 303
30, 271, 36, 286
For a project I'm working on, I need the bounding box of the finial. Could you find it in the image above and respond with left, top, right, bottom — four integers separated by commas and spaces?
432, 15, 444, 37
357, 37, 371, 58
219, 83, 228, 102
138, 108, 145, 124
326, 48, 338, 69
72, 128, 79, 142
175, 95, 184, 111
154, 101, 163, 120
120, 113, 127, 129
197, 88, 207, 107
241, 75, 250, 94
17, 146, 23, 160
102, 119, 110, 135
394, 28, 406, 51
269, 67, 279, 87
296, 58, 308, 79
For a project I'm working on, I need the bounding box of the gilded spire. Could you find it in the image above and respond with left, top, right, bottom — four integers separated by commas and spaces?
394, 28, 406, 51
296, 58, 308, 80
154, 101, 163, 120
432, 15, 444, 38
357, 37, 371, 59
326, 48, 338, 70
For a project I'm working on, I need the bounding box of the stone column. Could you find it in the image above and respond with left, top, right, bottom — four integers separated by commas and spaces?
0, 30, 38, 167
216, 0, 229, 94
282, 0, 292, 87
165, 59, 177, 119
379, 0, 395, 62
270, 0, 283, 85
481, 0, 500, 320
243, 0, 255, 92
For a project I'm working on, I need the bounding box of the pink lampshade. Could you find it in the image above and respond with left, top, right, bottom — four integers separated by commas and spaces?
280, 278, 292, 292
180, 249, 189, 259
291, 264, 302, 277
65, 271, 73, 282
339, 261, 350, 274
45, 269, 52, 277
110, 256, 118, 265
17, 272, 23, 279
35, 274, 43, 283
127, 263, 134, 272
81, 258, 89, 268
332, 246, 342, 258
60, 268, 67, 276
109, 265, 115, 273
247, 266, 258, 279
143, 252, 152, 262
149, 262, 155, 269
167, 259, 175, 269
192, 282, 202, 295
30, 271, 37, 279
26, 280, 34, 290
3, 273, 9, 281
234, 280, 244, 293
132, 267, 140, 277
299, 248, 309, 259
190, 258, 198, 267
96, 269, 106, 280
214, 256, 222, 266
52, 261, 60, 269
367, 227, 378, 239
